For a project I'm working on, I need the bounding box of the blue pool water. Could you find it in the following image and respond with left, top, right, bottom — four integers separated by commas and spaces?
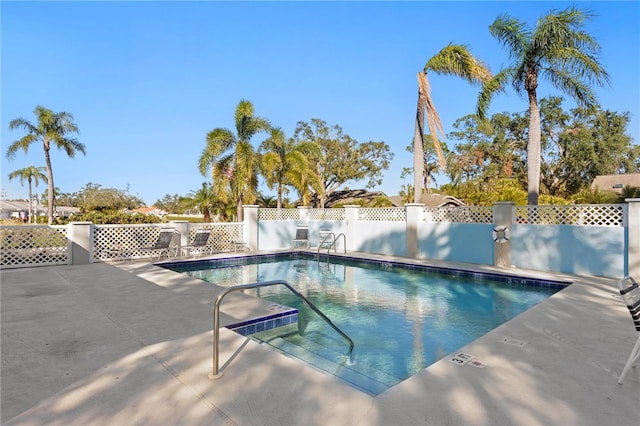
164, 253, 567, 395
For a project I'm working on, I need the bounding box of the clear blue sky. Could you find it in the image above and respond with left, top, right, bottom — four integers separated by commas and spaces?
2, 1, 639, 205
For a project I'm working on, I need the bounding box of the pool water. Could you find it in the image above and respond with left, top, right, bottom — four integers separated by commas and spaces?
165, 254, 565, 395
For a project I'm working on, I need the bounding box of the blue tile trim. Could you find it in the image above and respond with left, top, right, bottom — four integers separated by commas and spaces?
162, 251, 571, 290
227, 309, 299, 336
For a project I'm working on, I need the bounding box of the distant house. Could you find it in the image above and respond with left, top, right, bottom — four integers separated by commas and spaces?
128, 206, 168, 217
388, 193, 466, 208
591, 173, 640, 194
0, 200, 78, 220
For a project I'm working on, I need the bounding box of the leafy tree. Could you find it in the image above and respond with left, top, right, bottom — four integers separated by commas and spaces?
415, 44, 491, 202
447, 112, 527, 185
6, 106, 86, 224
74, 183, 144, 212
259, 127, 319, 209
199, 100, 271, 221
154, 193, 191, 214
293, 119, 393, 208
7, 165, 47, 223
477, 6, 610, 205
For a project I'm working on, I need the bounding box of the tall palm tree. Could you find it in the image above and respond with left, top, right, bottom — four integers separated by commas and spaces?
477, 6, 609, 205
259, 127, 318, 209
198, 100, 270, 221
6, 106, 85, 224
414, 44, 491, 203
8, 165, 47, 223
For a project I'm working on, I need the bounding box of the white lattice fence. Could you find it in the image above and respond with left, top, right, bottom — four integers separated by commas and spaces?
308, 209, 345, 221
423, 206, 493, 223
0, 226, 68, 268
357, 207, 406, 221
94, 224, 179, 261
515, 204, 626, 226
190, 223, 244, 251
258, 209, 301, 221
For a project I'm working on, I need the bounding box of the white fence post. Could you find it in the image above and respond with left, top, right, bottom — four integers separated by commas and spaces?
344, 205, 359, 252
243, 205, 259, 250
627, 198, 640, 278
406, 204, 424, 258
493, 202, 514, 267
68, 222, 94, 265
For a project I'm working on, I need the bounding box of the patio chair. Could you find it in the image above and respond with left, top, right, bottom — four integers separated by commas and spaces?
292, 225, 309, 249
180, 229, 213, 258
617, 275, 640, 384
139, 228, 179, 260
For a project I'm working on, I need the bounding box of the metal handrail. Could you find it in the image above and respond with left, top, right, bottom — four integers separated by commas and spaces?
317, 232, 336, 257
209, 279, 355, 379
334, 233, 346, 253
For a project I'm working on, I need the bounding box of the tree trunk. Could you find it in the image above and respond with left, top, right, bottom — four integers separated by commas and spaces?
413, 72, 426, 204
236, 199, 243, 222
27, 177, 33, 224
44, 147, 54, 225
277, 184, 283, 209
527, 90, 541, 205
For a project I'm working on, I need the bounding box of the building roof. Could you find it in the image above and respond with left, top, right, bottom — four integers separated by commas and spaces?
388, 193, 466, 207
0, 200, 79, 216
129, 206, 168, 216
591, 173, 640, 193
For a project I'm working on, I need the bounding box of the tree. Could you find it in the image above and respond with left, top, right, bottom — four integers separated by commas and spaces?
401, 135, 451, 195
293, 119, 393, 208
539, 98, 637, 196
154, 193, 190, 215
7, 165, 47, 223
414, 44, 491, 203
6, 106, 86, 224
199, 100, 270, 221
73, 183, 144, 212
189, 183, 214, 223
259, 127, 318, 209
447, 112, 528, 186
477, 6, 610, 205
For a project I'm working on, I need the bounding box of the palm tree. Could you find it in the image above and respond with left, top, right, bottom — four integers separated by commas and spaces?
8, 165, 47, 223
414, 44, 491, 203
189, 183, 214, 223
259, 127, 318, 209
477, 6, 609, 205
6, 106, 85, 224
198, 100, 270, 221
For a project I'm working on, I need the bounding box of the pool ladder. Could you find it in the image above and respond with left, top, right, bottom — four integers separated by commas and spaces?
209, 279, 355, 379
317, 232, 346, 258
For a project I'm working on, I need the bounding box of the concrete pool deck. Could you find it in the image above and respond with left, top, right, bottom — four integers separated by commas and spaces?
1, 251, 638, 425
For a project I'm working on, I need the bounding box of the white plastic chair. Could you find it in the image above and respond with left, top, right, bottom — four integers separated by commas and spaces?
617, 276, 640, 384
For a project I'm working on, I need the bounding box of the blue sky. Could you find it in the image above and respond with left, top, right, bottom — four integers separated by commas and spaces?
2, 1, 639, 205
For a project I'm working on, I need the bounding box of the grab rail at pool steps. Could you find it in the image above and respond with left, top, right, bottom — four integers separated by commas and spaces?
317, 232, 346, 258
209, 279, 355, 379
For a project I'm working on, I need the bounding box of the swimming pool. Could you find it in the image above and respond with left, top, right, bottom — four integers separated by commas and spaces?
164, 253, 568, 395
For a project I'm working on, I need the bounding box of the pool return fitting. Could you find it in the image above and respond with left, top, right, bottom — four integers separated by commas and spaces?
209, 279, 355, 379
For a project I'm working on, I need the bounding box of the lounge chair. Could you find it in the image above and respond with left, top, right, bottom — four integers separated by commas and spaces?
180, 229, 213, 258
292, 225, 309, 249
617, 275, 640, 384
139, 228, 179, 260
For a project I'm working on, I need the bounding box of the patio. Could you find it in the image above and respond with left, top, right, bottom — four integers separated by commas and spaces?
1, 253, 638, 425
